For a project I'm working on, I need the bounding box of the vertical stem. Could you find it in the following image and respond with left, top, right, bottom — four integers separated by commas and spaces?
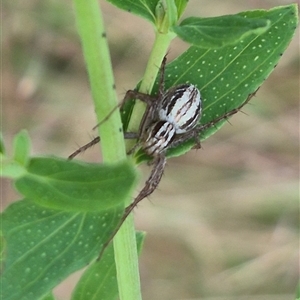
72, 1, 141, 299
73, 0, 175, 298
114, 29, 174, 298
126, 31, 175, 150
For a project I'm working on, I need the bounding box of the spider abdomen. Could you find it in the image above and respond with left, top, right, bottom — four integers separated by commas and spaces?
159, 84, 202, 134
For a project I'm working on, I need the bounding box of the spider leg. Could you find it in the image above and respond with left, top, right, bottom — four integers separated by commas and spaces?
192, 130, 202, 149
127, 142, 141, 155
126, 154, 166, 213
69, 90, 156, 158
124, 132, 139, 139
68, 136, 100, 160
68, 132, 139, 159
92, 90, 156, 130
97, 154, 166, 261
157, 55, 167, 99
70, 57, 168, 159
198, 89, 259, 133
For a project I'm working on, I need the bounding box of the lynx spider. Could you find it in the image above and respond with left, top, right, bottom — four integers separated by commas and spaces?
69, 56, 258, 258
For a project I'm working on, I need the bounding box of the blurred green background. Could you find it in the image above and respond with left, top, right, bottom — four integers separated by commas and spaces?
2, 0, 299, 299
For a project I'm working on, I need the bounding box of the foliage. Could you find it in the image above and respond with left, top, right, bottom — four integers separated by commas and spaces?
1, 1, 298, 299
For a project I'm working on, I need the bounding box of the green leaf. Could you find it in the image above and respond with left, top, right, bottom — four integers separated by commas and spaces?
1, 159, 27, 179
296, 282, 300, 299
175, 0, 189, 19
107, 0, 159, 24
131, 4, 298, 162
173, 15, 270, 48
0, 132, 30, 179
40, 293, 56, 300
165, 0, 178, 27
71, 232, 145, 300
15, 157, 137, 212
12, 130, 31, 166
0, 133, 5, 155
0, 232, 6, 264
0, 198, 124, 300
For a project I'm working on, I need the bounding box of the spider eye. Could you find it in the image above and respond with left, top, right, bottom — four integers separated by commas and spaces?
159, 84, 202, 134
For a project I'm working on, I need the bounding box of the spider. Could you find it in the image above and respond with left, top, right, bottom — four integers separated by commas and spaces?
69, 56, 202, 214
68, 56, 258, 258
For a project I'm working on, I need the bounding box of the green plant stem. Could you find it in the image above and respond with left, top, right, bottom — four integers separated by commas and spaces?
72, 1, 141, 299
126, 31, 175, 151
114, 29, 174, 299
73, 1, 175, 298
